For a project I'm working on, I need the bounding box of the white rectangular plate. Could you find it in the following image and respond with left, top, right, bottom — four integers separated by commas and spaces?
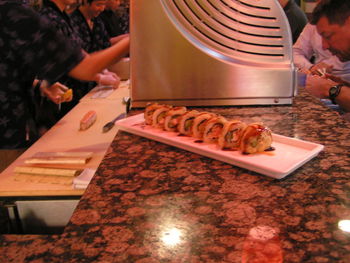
116, 114, 324, 179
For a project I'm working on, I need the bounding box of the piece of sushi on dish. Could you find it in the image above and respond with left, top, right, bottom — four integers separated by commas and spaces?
240, 123, 273, 154
218, 120, 247, 150
164, 106, 187, 132
152, 105, 173, 129
203, 116, 227, 144
144, 103, 166, 125
192, 112, 217, 139
178, 110, 200, 136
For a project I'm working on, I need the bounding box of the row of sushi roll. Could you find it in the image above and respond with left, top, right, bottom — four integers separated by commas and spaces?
144, 103, 274, 154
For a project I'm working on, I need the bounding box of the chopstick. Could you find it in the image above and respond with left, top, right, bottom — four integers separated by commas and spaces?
316, 68, 326, 77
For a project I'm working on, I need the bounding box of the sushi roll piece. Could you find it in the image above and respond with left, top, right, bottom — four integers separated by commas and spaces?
164, 106, 187, 132
203, 116, 227, 144
144, 103, 165, 125
80, 110, 97, 131
240, 123, 273, 154
178, 110, 200, 136
152, 105, 172, 128
218, 120, 247, 150
192, 112, 217, 139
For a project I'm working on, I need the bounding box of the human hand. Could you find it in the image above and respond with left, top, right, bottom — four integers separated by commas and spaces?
101, 69, 119, 78
40, 81, 71, 104
297, 67, 311, 75
97, 71, 121, 89
309, 62, 333, 76
305, 74, 338, 99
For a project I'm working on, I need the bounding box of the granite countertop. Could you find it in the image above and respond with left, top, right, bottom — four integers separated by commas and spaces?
1, 89, 350, 262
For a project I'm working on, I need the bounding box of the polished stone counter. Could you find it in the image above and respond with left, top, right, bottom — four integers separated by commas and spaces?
1, 89, 350, 262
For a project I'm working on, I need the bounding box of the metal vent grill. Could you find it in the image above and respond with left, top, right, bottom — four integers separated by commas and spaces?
130, 0, 296, 107
162, 0, 292, 63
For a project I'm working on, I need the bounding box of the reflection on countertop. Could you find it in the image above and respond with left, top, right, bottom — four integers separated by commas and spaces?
1, 89, 350, 262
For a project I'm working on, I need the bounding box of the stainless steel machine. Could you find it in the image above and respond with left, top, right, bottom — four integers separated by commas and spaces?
130, 0, 297, 107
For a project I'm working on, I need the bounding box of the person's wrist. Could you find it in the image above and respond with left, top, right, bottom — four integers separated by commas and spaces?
328, 84, 344, 104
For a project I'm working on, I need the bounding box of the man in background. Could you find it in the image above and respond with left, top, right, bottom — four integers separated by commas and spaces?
71, 0, 111, 53
305, 0, 350, 113
99, 0, 123, 38
293, 22, 350, 82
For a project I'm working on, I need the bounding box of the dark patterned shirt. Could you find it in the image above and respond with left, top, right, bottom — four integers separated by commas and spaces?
0, 0, 84, 149
115, 0, 129, 34
39, 0, 93, 123
40, 0, 83, 49
70, 9, 111, 53
99, 10, 123, 38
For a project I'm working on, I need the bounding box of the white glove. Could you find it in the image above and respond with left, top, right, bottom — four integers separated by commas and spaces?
97, 71, 121, 89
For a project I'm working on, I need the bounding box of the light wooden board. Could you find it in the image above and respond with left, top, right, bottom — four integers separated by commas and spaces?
0, 88, 128, 197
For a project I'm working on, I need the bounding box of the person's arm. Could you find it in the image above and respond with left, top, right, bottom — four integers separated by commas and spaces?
293, 24, 315, 70
68, 36, 129, 81
110, 33, 129, 45
334, 86, 350, 112
305, 75, 350, 112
